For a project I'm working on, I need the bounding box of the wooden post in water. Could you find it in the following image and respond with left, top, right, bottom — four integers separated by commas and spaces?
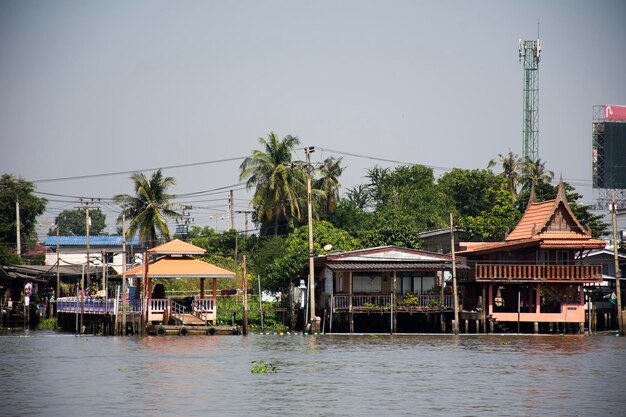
242, 255, 248, 335
450, 213, 459, 335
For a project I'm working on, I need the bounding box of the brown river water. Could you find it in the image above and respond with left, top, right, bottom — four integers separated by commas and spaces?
1, 331, 625, 417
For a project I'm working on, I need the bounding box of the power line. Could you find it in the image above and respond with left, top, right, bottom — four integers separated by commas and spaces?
31, 156, 247, 183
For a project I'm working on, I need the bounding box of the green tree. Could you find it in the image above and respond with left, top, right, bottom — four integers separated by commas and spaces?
262, 221, 360, 290
0, 174, 47, 260
315, 156, 345, 215
520, 158, 554, 193
488, 151, 521, 202
438, 168, 503, 218
239, 132, 305, 236
48, 208, 107, 236
113, 169, 179, 248
369, 165, 448, 232
462, 187, 521, 241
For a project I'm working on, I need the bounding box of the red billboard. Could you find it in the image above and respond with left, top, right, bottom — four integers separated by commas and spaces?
604, 105, 626, 121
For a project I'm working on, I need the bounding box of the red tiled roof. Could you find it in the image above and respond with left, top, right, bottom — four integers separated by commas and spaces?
505, 201, 555, 240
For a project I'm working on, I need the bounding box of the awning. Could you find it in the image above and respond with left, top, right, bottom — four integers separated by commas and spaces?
326, 262, 469, 272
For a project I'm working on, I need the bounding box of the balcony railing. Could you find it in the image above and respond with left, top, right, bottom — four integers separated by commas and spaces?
332, 294, 454, 311
473, 264, 603, 281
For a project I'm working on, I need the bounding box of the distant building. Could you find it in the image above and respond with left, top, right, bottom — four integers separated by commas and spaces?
43, 235, 141, 274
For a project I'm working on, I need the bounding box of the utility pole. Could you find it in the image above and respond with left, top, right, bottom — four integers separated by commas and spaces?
236, 210, 253, 237
450, 213, 459, 335
55, 226, 60, 326
611, 193, 623, 335
121, 214, 127, 336
83, 201, 91, 290
231, 190, 238, 272
16, 197, 21, 258
305, 146, 319, 333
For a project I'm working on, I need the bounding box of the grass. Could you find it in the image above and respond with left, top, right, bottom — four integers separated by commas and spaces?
37, 318, 57, 330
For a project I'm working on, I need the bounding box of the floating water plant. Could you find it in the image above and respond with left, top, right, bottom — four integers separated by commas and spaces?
496, 340, 512, 345
250, 360, 277, 374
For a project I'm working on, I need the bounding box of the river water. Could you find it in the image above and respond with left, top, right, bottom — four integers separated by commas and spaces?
1, 331, 624, 417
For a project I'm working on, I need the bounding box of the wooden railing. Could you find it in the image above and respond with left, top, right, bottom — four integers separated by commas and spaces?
473, 264, 603, 281
192, 299, 215, 322
332, 294, 454, 310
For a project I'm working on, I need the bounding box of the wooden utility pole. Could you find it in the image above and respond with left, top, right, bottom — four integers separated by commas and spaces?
305, 146, 319, 333
611, 193, 623, 335
450, 213, 459, 335
121, 214, 127, 336
80, 264, 85, 334
85, 203, 91, 290
230, 190, 235, 230
16, 197, 21, 258
242, 255, 248, 335
55, 227, 60, 324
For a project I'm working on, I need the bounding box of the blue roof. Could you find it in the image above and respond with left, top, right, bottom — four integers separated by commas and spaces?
44, 236, 140, 247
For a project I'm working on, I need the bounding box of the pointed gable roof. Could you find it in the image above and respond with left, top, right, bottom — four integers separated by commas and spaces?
460, 178, 605, 255
504, 178, 604, 249
147, 239, 206, 255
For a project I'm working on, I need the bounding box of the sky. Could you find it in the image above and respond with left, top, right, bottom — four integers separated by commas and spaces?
1, 0, 625, 238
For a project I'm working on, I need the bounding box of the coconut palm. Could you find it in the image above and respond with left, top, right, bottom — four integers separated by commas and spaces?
315, 156, 344, 214
114, 169, 179, 248
239, 132, 304, 236
520, 158, 554, 192
488, 151, 521, 201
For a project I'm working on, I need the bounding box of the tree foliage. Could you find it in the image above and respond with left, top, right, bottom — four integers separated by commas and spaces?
114, 169, 179, 248
49, 208, 107, 236
262, 221, 360, 291
0, 174, 47, 257
240, 132, 305, 236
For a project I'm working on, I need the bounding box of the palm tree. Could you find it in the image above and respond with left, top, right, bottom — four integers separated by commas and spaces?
488, 151, 521, 201
520, 158, 554, 192
114, 169, 179, 248
315, 156, 344, 214
239, 132, 304, 236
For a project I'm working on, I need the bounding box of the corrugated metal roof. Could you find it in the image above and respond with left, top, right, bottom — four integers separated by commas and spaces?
326, 262, 468, 271
43, 236, 140, 247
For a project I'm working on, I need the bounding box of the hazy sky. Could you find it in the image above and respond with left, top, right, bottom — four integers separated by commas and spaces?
1, 0, 625, 236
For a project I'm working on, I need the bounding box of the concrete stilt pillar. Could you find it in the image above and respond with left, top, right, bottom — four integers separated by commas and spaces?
475, 320, 480, 334
465, 319, 469, 334
534, 322, 539, 334
489, 320, 494, 333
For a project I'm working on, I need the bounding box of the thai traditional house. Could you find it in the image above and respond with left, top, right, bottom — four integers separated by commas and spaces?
457, 180, 605, 334
312, 246, 467, 333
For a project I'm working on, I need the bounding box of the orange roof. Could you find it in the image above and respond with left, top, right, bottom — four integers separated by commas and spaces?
147, 239, 206, 255
506, 201, 555, 241
125, 256, 234, 278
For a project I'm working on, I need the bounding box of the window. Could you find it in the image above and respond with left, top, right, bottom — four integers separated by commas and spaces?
537, 251, 549, 265
353, 274, 382, 293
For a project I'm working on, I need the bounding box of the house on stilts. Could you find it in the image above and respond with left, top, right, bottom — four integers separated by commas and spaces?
311, 246, 468, 333
457, 179, 605, 334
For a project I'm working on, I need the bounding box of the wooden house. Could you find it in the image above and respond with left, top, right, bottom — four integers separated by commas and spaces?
457, 180, 605, 334
312, 246, 467, 333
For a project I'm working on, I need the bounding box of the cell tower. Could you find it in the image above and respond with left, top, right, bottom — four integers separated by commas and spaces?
518, 38, 542, 162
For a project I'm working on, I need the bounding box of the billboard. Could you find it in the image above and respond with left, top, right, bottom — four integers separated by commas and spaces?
593, 121, 626, 189
604, 105, 626, 121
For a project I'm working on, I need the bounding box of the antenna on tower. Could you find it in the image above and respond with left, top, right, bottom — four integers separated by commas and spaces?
519, 35, 542, 163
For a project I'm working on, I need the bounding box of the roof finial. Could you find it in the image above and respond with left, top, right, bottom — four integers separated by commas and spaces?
556, 174, 566, 202
527, 179, 537, 209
